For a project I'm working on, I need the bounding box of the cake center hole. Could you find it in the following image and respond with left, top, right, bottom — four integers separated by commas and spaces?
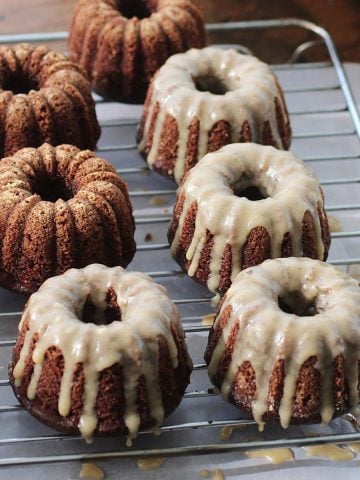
194, 75, 228, 95
81, 289, 122, 326
278, 292, 318, 317
118, 0, 153, 19
33, 175, 73, 202
3, 71, 39, 94
233, 185, 268, 201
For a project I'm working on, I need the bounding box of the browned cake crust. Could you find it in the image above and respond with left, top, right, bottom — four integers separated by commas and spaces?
140, 107, 291, 184
204, 275, 359, 425
169, 201, 331, 295
0, 43, 100, 157
9, 314, 191, 436
167, 144, 331, 296
68, 0, 207, 103
137, 48, 292, 184
0, 143, 136, 294
9, 266, 192, 438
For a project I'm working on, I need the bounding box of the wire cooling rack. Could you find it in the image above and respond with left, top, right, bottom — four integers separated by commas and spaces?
0, 19, 360, 472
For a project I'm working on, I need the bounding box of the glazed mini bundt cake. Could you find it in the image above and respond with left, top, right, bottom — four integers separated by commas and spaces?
138, 47, 291, 183
205, 258, 360, 428
168, 143, 330, 294
68, 0, 207, 102
10, 264, 192, 441
0, 143, 136, 294
0, 43, 100, 157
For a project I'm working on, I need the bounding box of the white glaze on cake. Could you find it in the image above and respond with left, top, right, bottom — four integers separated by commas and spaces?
170, 143, 328, 293
138, 46, 290, 184
207, 258, 360, 429
12, 264, 191, 441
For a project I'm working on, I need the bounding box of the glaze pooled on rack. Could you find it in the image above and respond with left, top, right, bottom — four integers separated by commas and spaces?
10, 264, 192, 441
205, 258, 360, 428
168, 143, 330, 294
138, 47, 291, 183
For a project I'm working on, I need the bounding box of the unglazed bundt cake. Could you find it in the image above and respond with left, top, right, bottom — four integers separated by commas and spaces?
0, 143, 135, 294
138, 47, 291, 183
10, 264, 192, 441
0, 43, 100, 157
168, 143, 330, 294
68, 0, 207, 102
205, 258, 360, 428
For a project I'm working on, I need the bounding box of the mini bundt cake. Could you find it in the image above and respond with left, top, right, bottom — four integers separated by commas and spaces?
205, 258, 360, 428
0, 143, 136, 294
0, 43, 100, 157
168, 143, 330, 294
138, 47, 291, 183
68, 0, 207, 102
9, 264, 192, 441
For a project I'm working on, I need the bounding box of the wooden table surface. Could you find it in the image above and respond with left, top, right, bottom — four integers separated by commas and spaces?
1, 0, 359, 63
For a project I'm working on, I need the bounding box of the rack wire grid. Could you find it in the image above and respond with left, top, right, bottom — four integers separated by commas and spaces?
1, 18, 360, 470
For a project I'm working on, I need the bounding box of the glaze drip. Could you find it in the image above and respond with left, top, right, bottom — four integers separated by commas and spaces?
169, 143, 328, 294
138, 47, 291, 183
206, 258, 360, 428
12, 264, 191, 441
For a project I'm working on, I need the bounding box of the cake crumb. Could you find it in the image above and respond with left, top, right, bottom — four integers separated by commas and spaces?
79, 462, 104, 479
144, 232, 153, 242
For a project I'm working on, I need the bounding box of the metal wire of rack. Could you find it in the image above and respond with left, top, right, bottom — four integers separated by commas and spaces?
0, 19, 360, 471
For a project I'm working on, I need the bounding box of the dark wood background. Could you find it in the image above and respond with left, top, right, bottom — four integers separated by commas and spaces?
1, 0, 359, 63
